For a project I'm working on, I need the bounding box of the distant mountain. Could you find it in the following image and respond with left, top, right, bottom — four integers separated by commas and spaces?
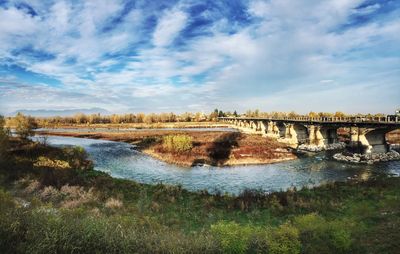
9, 108, 110, 117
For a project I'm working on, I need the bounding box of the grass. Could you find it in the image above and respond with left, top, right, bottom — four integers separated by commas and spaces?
0, 138, 399, 253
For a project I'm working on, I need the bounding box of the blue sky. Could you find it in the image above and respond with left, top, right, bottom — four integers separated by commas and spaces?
0, 0, 399, 115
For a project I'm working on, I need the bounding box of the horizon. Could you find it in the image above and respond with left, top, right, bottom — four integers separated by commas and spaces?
1, 0, 400, 115
5, 108, 398, 118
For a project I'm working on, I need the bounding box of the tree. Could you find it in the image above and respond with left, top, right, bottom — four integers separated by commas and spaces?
209, 109, 219, 121
0, 115, 9, 163
308, 111, 318, 118
233, 110, 238, 117
334, 111, 346, 118
14, 113, 36, 139
288, 111, 298, 118
246, 110, 252, 117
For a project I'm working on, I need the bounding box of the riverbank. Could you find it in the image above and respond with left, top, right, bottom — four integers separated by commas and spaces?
1, 138, 400, 253
36, 130, 297, 166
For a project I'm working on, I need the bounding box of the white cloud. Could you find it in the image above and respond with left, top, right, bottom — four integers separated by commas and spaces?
153, 8, 187, 47
1, 0, 399, 114
320, 80, 334, 83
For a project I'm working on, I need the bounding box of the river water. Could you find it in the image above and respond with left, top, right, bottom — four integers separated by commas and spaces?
34, 135, 400, 195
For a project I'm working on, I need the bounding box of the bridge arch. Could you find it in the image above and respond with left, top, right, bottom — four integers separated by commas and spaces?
364, 128, 395, 153
292, 123, 308, 144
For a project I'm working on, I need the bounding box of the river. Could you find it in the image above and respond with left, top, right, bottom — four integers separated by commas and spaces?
34, 135, 400, 195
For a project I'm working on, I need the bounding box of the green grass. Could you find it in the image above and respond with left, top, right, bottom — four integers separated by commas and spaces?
0, 139, 399, 253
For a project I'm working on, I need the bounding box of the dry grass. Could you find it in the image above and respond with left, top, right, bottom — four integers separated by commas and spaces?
40, 186, 61, 202
105, 197, 123, 209
21, 180, 99, 207
60, 185, 97, 209
23, 179, 41, 194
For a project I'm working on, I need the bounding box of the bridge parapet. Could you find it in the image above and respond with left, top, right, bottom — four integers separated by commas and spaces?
219, 116, 400, 127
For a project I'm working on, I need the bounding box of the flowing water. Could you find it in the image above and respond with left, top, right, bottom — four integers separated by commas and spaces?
35, 135, 400, 195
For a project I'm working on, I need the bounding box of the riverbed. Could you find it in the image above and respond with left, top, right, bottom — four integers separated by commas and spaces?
34, 135, 400, 195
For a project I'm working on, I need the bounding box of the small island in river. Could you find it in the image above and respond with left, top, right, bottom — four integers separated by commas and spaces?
37, 124, 297, 167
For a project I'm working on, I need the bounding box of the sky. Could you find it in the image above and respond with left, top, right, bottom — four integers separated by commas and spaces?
0, 0, 399, 115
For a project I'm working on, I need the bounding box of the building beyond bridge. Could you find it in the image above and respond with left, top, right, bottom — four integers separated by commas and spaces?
219, 116, 400, 154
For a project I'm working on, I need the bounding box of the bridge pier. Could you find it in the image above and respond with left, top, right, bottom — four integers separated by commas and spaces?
249, 121, 258, 133
278, 123, 298, 145
307, 125, 324, 147
258, 121, 267, 136
348, 127, 391, 154
306, 125, 339, 147
265, 121, 280, 138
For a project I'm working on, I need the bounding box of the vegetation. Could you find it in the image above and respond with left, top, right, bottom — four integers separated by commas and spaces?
7, 112, 37, 139
0, 116, 8, 164
243, 110, 388, 119
0, 115, 399, 253
5, 109, 393, 130
162, 134, 193, 153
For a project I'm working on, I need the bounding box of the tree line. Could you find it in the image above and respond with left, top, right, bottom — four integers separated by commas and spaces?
2, 109, 389, 130
243, 110, 387, 118
3, 109, 227, 127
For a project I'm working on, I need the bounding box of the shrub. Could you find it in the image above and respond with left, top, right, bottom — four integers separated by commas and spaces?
13, 112, 36, 139
34, 156, 71, 169
0, 189, 15, 211
0, 115, 8, 163
62, 146, 92, 170
293, 213, 353, 254
211, 221, 253, 254
162, 134, 193, 153
268, 223, 301, 254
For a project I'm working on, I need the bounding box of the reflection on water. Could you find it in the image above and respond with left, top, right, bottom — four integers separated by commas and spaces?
35, 135, 400, 195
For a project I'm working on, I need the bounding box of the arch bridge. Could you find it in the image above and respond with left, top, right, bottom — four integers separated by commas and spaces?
219, 116, 400, 154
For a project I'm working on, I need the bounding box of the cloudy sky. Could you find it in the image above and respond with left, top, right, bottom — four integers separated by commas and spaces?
0, 0, 399, 115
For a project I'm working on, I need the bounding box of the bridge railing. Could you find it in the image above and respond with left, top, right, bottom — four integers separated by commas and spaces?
220, 116, 400, 123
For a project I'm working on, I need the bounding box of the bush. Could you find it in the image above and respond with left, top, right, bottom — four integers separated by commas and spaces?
211, 221, 253, 253
13, 112, 36, 139
34, 156, 71, 169
162, 134, 193, 153
62, 146, 92, 170
268, 223, 301, 254
0, 115, 8, 163
293, 213, 353, 254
